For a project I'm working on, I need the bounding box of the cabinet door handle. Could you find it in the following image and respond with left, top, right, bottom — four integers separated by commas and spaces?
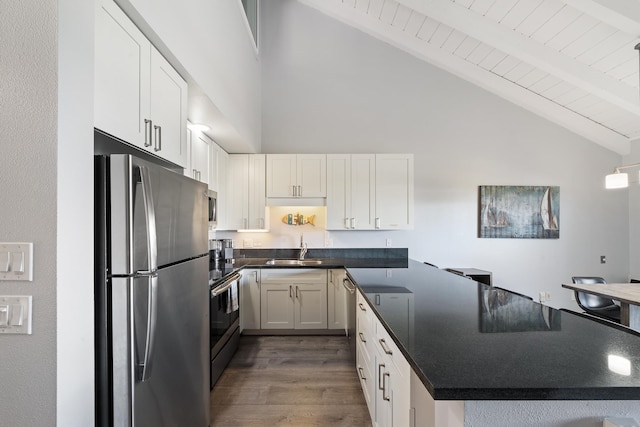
379, 338, 393, 355
344, 218, 350, 229
292, 185, 297, 197
383, 372, 390, 401
350, 218, 355, 229
153, 125, 161, 152
329, 270, 333, 283
289, 285, 293, 298
295, 285, 299, 299
298, 185, 302, 197
358, 302, 366, 312
375, 217, 381, 229
358, 366, 366, 381
144, 119, 152, 147
243, 218, 248, 229
192, 169, 197, 179
378, 363, 385, 390
343, 278, 356, 294
358, 332, 366, 343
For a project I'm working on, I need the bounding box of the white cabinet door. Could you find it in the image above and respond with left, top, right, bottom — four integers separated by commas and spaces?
266, 154, 326, 198
351, 154, 376, 230
240, 269, 261, 331
327, 269, 347, 330
375, 154, 414, 230
260, 283, 295, 329
326, 155, 350, 230
294, 282, 327, 329
187, 130, 210, 184
227, 155, 249, 230
266, 154, 297, 197
95, 0, 187, 167
297, 154, 326, 197
216, 149, 229, 230
227, 154, 267, 230
248, 154, 266, 230
149, 48, 187, 167
95, 0, 150, 149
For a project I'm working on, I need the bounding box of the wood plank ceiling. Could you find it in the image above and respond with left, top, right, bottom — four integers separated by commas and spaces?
298, 0, 640, 154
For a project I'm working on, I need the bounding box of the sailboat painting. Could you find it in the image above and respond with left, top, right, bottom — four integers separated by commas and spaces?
479, 186, 560, 239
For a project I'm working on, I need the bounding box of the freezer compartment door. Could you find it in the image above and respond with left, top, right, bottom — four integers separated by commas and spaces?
107, 154, 208, 275
110, 256, 210, 426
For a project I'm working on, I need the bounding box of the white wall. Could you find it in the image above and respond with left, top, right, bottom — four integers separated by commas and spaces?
257, 0, 630, 310
625, 144, 640, 280
116, 0, 261, 153
57, 0, 96, 425
1, 0, 58, 424
1, 1, 95, 425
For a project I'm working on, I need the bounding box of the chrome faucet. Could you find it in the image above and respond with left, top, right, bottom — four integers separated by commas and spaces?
299, 233, 308, 260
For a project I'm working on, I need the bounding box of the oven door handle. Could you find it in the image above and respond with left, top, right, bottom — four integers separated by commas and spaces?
211, 272, 242, 296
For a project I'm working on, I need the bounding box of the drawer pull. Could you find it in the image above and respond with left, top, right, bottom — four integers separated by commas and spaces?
379, 338, 393, 355
358, 302, 366, 311
358, 366, 366, 381
358, 332, 366, 343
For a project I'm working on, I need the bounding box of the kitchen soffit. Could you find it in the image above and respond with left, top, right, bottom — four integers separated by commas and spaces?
298, 0, 640, 155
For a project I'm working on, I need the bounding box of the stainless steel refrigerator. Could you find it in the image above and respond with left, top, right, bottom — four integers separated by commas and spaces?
95, 154, 210, 426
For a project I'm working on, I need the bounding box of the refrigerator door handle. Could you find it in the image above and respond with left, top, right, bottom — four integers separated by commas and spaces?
137, 273, 158, 382
138, 165, 158, 272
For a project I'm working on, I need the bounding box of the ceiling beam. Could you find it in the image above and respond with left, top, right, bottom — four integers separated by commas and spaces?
394, 0, 640, 117
298, 0, 631, 155
563, 0, 640, 36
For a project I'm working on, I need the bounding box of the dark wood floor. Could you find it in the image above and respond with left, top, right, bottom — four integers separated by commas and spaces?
210, 335, 373, 426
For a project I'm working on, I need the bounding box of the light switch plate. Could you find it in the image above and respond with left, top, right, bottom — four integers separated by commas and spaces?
0, 296, 32, 334
0, 242, 33, 281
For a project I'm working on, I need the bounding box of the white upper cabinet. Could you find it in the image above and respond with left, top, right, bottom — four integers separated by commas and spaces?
327, 154, 413, 230
226, 154, 267, 230
148, 48, 188, 166
375, 154, 414, 230
266, 154, 326, 198
185, 127, 210, 184
327, 154, 376, 230
95, 0, 187, 167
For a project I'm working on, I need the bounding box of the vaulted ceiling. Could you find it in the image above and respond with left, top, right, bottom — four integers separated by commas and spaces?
298, 0, 640, 154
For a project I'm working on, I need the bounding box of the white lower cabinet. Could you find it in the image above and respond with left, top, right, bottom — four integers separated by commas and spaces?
240, 269, 261, 331
327, 269, 348, 331
260, 269, 327, 329
356, 290, 410, 427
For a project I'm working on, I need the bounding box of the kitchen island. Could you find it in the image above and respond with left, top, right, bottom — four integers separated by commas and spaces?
226, 252, 640, 425
348, 260, 640, 426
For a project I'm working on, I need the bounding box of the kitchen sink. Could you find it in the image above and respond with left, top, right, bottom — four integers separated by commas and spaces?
265, 259, 323, 266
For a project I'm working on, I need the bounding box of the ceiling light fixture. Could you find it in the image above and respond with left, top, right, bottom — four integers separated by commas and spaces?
187, 123, 211, 132
605, 163, 640, 189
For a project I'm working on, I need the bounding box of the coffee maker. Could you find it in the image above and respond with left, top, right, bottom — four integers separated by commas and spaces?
210, 239, 234, 270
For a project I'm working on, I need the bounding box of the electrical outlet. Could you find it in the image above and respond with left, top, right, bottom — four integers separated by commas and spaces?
386, 238, 392, 247
386, 269, 392, 278
243, 239, 253, 248
601, 255, 606, 264
539, 291, 551, 302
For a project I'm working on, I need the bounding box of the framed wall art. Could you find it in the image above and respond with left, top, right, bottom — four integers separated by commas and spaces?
478, 185, 559, 239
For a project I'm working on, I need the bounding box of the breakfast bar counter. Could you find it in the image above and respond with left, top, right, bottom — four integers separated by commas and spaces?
348, 260, 640, 401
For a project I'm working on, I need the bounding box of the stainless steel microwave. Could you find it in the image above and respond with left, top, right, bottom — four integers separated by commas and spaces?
208, 190, 217, 228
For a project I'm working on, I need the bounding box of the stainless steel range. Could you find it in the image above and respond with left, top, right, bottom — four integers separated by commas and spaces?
208, 247, 241, 389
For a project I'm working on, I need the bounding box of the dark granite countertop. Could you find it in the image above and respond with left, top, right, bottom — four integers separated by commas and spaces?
347, 260, 640, 401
